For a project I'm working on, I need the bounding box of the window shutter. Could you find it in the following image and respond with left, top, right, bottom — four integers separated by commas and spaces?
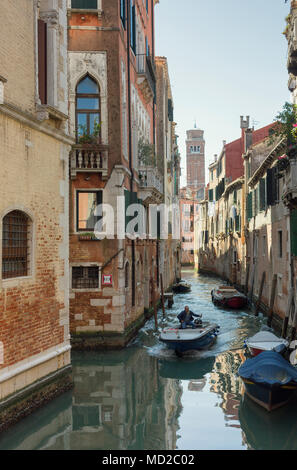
259, 178, 266, 212
38, 19, 47, 105
266, 167, 278, 206
247, 192, 253, 220
130, 2, 136, 54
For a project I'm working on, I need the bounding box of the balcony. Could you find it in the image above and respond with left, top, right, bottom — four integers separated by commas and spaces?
138, 166, 164, 204
136, 54, 156, 103
70, 144, 108, 180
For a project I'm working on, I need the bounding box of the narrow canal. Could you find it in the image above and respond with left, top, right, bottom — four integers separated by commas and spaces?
1, 271, 297, 450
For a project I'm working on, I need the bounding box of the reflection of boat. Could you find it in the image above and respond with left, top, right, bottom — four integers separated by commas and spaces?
239, 391, 297, 450
245, 331, 289, 357
238, 351, 297, 412
159, 356, 216, 380
160, 323, 220, 355
211, 286, 247, 309
172, 281, 191, 293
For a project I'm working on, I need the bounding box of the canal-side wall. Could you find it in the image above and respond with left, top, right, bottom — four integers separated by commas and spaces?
0, 364, 73, 434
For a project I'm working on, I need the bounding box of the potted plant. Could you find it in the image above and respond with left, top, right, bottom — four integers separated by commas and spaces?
269, 102, 297, 158
77, 119, 101, 145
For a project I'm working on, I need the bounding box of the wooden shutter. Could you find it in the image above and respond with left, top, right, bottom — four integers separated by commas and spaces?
38, 19, 47, 105
247, 192, 253, 220
259, 178, 266, 212
266, 167, 278, 206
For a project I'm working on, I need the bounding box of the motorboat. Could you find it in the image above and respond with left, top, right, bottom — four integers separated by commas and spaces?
160, 320, 220, 355
244, 331, 289, 357
172, 281, 191, 294
211, 285, 247, 309
238, 351, 297, 412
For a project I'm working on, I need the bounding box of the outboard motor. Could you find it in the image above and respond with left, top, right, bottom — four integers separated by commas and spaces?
194, 315, 203, 328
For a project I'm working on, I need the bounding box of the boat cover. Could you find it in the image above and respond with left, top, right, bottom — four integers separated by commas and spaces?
246, 331, 288, 349
238, 351, 297, 385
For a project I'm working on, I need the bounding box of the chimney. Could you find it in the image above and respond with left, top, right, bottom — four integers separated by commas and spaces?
240, 116, 250, 130
244, 128, 253, 152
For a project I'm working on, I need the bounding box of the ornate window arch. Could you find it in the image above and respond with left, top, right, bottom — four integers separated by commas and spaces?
2, 210, 32, 279
76, 74, 101, 143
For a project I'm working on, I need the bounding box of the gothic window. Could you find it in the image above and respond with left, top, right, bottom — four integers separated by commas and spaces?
2, 211, 31, 279
76, 75, 100, 143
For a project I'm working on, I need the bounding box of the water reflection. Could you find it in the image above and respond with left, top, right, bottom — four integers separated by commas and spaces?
0, 272, 297, 450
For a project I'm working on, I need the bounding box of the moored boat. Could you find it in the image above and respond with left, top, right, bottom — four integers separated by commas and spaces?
160, 322, 220, 355
172, 281, 191, 293
238, 351, 297, 412
245, 331, 289, 357
211, 286, 247, 309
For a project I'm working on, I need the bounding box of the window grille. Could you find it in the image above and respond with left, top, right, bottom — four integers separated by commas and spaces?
2, 211, 29, 279
72, 266, 99, 289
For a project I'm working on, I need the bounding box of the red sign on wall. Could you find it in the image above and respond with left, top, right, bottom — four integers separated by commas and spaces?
102, 274, 112, 286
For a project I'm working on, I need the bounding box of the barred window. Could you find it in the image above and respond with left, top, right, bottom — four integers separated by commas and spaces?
2, 211, 30, 279
72, 266, 99, 289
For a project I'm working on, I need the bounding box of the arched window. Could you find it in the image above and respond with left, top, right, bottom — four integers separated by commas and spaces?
76, 75, 100, 143
125, 262, 129, 288
2, 211, 30, 279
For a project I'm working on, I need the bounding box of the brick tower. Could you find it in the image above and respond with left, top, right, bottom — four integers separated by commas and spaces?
186, 124, 205, 192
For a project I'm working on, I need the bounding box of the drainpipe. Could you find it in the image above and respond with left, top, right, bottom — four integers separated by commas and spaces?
127, 0, 135, 306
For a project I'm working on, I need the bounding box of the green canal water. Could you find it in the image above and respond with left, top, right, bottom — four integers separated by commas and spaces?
1, 271, 297, 450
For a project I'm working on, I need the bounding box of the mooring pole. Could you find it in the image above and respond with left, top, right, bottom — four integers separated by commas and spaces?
267, 274, 277, 328
255, 271, 266, 317
282, 287, 294, 338
151, 278, 158, 330
160, 273, 166, 318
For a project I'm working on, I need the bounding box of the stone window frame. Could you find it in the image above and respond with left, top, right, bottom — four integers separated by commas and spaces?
0, 207, 35, 287
70, 262, 102, 292
76, 74, 101, 143
74, 188, 103, 234
68, 52, 108, 145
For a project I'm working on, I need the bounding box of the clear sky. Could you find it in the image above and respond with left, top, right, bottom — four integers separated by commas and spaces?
155, 0, 291, 186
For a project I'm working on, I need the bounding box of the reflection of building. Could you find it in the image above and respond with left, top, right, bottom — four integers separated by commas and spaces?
0, 350, 182, 450
209, 350, 246, 429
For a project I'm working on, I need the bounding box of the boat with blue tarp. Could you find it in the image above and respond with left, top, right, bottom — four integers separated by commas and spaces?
238, 351, 297, 411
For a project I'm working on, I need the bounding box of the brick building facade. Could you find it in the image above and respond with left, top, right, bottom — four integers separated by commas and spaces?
67, 0, 180, 348
0, 0, 73, 430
